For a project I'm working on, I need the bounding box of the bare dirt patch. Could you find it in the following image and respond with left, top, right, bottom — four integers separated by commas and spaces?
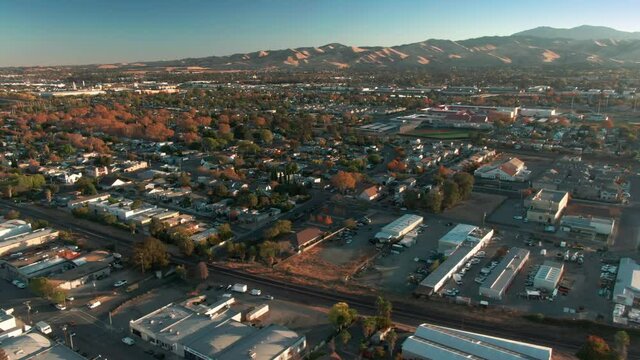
444, 192, 507, 223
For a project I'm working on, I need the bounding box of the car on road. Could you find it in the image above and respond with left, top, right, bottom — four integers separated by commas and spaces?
513, 215, 523, 220
87, 300, 101, 309
113, 280, 128, 288
65, 296, 75, 302
263, 295, 274, 300
122, 337, 135, 346
250, 289, 262, 296
15, 281, 26, 289
54, 303, 66, 311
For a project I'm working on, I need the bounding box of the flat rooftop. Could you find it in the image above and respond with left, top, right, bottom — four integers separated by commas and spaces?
217, 324, 305, 360
481, 248, 530, 295
420, 241, 479, 290
1, 227, 58, 242
532, 189, 567, 203
403, 323, 552, 360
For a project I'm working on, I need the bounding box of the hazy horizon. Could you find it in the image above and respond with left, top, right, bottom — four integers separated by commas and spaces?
2, 0, 640, 67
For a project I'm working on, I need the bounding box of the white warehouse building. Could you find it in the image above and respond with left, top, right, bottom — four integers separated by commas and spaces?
479, 247, 530, 300
417, 225, 493, 296
402, 323, 552, 360
533, 261, 564, 292
374, 214, 423, 242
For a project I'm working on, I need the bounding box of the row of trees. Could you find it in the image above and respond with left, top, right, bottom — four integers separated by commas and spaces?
404, 172, 475, 213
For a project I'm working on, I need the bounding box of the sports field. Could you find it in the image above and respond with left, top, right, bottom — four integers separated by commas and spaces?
405, 128, 472, 139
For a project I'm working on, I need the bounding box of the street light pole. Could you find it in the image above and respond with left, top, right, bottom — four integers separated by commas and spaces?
70, 333, 76, 350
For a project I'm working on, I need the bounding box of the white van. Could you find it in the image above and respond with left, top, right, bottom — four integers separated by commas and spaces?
35, 321, 52, 335
87, 299, 101, 309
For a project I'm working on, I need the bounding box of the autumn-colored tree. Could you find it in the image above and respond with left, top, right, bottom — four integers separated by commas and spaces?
196, 261, 209, 282
331, 171, 358, 193
576, 335, 616, 360
324, 215, 333, 225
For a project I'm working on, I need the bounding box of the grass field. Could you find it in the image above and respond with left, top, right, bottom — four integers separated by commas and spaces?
404, 128, 473, 139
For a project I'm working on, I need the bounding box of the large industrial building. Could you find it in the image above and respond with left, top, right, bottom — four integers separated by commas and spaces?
560, 215, 615, 240
437, 224, 492, 256
526, 189, 569, 224
402, 323, 553, 360
613, 258, 640, 307
130, 297, 306, 360
374, 214, 423, 242
417, 225, 493, 296
0, 219, 32, 240
533, 261, 564, 292
0, 228, 59, 256
479, 248, 530, 300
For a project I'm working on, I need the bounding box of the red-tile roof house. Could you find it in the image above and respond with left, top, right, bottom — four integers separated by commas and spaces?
359, 186, 380, 201
293, 227, 325, 252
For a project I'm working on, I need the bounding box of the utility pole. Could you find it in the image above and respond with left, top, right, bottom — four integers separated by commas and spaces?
23, 301, 31, 325
70, 332, 76, 350
62, 324, 68, 346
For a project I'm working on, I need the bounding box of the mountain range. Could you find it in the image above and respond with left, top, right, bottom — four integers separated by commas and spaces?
114, 26, 640, 70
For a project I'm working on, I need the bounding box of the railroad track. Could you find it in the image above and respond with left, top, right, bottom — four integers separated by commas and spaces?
5, 201, 638, 356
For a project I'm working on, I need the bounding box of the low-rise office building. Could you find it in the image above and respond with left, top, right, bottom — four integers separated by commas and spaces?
130, 298, 306, 360
526, 189, 569, 224
402, 323, 552, 360
479, 248, 530, 300
0, 332, 85, 360
533, 261, 564, 292
474, 157, 531, 182
560, 215, 615, 240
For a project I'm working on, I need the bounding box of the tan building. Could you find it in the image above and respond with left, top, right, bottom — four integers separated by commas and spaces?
0, 228, 59, 257
526, 189, 569, 224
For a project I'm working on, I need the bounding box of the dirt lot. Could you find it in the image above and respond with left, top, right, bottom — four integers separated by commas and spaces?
443, 191, 507, 224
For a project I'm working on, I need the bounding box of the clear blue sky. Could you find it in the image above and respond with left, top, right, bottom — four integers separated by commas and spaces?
1, 0, 639, 66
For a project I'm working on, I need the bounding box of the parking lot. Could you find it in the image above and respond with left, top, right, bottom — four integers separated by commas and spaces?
354, 216, 453, 294
435, 229, 613, 321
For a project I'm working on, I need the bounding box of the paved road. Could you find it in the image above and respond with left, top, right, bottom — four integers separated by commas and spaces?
612, 175, 640, 252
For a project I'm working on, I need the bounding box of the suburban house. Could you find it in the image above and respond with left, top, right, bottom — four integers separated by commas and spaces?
359, 185, 380, 201
292, 227, 324, 252
474, 157, 531, 182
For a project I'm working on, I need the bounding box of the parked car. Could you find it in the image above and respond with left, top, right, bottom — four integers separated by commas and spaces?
54, 303, 66, 311
250, 289, 262, 296
122, 337, 135, 346
113, 280, 128, 288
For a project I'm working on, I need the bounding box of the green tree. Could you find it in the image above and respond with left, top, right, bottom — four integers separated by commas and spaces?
217, 223, 233, 241
149, 218, 166, 237
423, 189, 443, 213
176, 236, 195, 257
259, 129, 274, 144
130, 199, 143, 210
403, 190, 420, 209
339, 329, 351, 347
453, 172, 475, 200
258, 241, 279, 266
328, 302, 358, 331
387, 329, 398, 359
614, 331, 630, 360
442, 180, 460, 209
367, 153, 382, 164
133, 237, 170, 272
375, 296, 393, 330
362, 316, 378, 338
175, 265, 187, 281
